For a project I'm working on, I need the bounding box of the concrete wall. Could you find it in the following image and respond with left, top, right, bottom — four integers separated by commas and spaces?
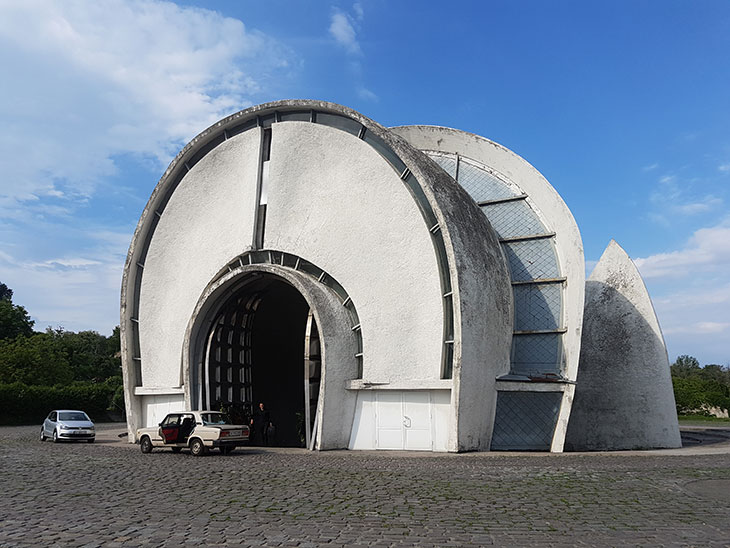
391, 125, 585, 383
565, 240, 681, 450
140, 393, 186, 429
138, 131, 260, 389
391, 125, 584, 452
384, 130, 514, 451
121, 101, 544, 451
265, 122, 443, 383
122, 101, 465, 446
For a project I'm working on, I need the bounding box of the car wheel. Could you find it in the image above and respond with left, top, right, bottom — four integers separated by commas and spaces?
52, 430, 59, 443
221, 446, 233, 455
40, 428, 46, 442
190, 438, 206, 457
171, 447, 182, 453
140, 436, 152, 454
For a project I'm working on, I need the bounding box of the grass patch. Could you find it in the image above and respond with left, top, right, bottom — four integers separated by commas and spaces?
678, 414, 730, 423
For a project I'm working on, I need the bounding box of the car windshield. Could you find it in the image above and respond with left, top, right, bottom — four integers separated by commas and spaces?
200, 413, 232, 425
59, 412, 89, 421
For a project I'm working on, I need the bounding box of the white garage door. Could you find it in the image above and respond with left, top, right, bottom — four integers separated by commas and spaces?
349, 390, 450, 451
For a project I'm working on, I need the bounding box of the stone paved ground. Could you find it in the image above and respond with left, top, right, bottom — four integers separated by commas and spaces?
1, 424, 729, 547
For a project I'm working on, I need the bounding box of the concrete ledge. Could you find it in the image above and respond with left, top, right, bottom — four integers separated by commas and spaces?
133, 387, 185, 396
346, 379, 452, 390
495, 380, 572, 392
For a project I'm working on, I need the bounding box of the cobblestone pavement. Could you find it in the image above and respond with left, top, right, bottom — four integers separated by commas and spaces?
1, 424, 729, 547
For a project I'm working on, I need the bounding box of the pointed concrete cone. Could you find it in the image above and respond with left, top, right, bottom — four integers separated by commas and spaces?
565, 240, 681, 450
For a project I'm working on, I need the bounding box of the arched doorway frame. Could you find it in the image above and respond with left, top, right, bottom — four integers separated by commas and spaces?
182, 261, 360, 450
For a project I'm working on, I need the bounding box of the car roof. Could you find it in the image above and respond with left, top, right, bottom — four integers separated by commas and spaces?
54, 410, 88, 413
165, 411, 222, 414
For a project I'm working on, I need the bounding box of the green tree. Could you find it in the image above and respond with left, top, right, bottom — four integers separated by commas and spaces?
671, 355, 730, 415
671, 355, 701, 378
49, 328, 120, 382
0, 332, 72, 386
0, 298, 34, 341
0, 282, 13, 301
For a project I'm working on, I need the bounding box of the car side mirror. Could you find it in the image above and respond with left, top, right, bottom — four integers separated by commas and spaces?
158, 422, 163, 427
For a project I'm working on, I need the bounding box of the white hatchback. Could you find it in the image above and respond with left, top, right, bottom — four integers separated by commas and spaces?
40, 410, 95, 443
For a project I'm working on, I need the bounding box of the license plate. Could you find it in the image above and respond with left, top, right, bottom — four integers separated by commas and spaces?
228, 430, 242, 437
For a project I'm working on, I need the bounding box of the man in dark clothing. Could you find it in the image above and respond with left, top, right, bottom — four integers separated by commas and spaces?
251, 402, 271, 445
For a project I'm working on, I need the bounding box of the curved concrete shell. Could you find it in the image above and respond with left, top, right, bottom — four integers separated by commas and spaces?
392, 126, 585, 452
122, 99, 679, 453
121, 100, 512, 451
565, 240, 681, 450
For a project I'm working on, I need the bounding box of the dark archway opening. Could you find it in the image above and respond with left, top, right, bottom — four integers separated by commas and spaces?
249, 280, 309, 446
204, 275, 312, 447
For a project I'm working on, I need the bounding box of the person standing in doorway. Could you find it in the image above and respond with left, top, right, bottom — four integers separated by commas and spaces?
251, 402, 271, 445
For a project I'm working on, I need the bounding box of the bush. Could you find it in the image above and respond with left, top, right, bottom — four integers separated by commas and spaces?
0, 381, 118, 425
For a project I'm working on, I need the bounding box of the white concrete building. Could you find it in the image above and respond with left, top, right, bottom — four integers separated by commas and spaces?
121, 100, 680, 452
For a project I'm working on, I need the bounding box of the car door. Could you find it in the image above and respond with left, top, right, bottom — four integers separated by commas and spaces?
45, 411, 57, 436
159, 414, 181, 444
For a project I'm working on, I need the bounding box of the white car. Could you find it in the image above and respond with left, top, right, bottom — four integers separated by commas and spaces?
136, 411, 250, 456
40, 410, 95, 443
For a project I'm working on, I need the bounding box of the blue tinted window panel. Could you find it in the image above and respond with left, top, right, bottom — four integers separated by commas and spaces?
425, 153, 457, 179
457, 161, 517, 202
490, 391, 562, 451
502, 239, 560, 281
363, 131, 407, 174
514, 283, 562, 331
480, 200, 546, 239
248, 251, 269, 264
442, 342, 454, 379
227, 118, 257, 138
279, 111, 311, 122
403, 173, 438, 227
316, 112, 362, 136
511, 333, 563, 376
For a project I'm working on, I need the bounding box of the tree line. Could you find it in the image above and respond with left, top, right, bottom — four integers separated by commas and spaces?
0, 282, 124, 424
671, 355, 730, 416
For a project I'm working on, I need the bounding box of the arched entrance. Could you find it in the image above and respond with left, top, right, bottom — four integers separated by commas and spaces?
185, 258, 361, 450
200, 273, 321, 447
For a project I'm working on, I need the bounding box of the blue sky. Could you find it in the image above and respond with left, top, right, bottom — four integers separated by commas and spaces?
1, 0, 728, 365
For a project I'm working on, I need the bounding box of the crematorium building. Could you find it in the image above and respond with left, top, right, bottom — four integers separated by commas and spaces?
121, 100, 681, 452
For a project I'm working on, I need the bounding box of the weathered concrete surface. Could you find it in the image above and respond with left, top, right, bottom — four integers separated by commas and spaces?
2, 423, 730, 547
122, 100, 514, 453
382, 129, 513, 452
566, 240, 682, 450
138, 130, 261, 390
392, 125, 584, 452
391, 125, 586, 385
265, 121, 443, 385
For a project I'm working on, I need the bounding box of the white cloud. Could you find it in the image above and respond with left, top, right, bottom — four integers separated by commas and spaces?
719, 163, 730, 172
672, 196, 723, 215
353, 2, 364, 21
329, 10, 360, 54
649, 172, 722, 218
0, 0, 292, 215
634, 219, 730, 279
649, 282, 730, 364
0, 226, 132, 335
358, 87, 378, 101
642, 163, 659, 172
